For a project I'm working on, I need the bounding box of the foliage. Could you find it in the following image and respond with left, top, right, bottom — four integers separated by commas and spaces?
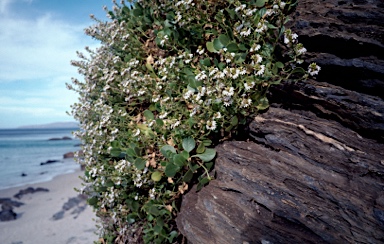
67, 0, 319, 243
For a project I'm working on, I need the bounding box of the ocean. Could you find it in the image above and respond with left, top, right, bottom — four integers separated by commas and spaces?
0, 128, 82, 190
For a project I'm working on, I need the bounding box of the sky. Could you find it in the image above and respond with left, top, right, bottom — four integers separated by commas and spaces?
0, 0, 116, 128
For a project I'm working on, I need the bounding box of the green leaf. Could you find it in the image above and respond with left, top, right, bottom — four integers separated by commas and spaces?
126, 148, 137, 157
206, 41, 217, 53
225, 124, 234, 132
194, 148, 216, 162
230, 116, 238, 126
256, 97, 269, 110
160, 145, 176, 158
145, 63, 154, 72
200, 58, 211, 67
151, 171, 162, 182
188, 78, 203, 89
87, 197, 98, 206
238, 43, 247, 51
255, 0, 266, 7
135, 158, 146, 170
196, 143, 206, 154
183, 169, 194, 183
149, 205, 160, 216
218, 62, 226, 70
180, 150, 190, 160
168, 230, 178, 243
149, 103, 156, 111
106, 180, 114, 187
132, 8, 143, 17
188, 117, 196, 127
111, 141, 119, 148
182, 137, 195, 152
127, 214, 136, 224
205, 162, 214, 171
218, 34, 230, 46
199, 177, 210, 185
202, 139, 212, 146
156, 119, 164, 126
291, 67, 306, 74
226, 8, 236, 19
165, 163, 179, 178
153, 224, 163, 234
173, 154, 186, 167
110, 147, 122, 157
235, 53, 247, 64
226, 42, 239, 52
143, 110, 155, 120
276, 62, 284, 68
213, 38, 224, 51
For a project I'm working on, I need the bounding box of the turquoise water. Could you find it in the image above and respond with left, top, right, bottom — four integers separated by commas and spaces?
0, 128, 81, 190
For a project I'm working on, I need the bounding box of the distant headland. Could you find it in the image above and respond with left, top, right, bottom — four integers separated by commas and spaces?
17, 122, 79, 129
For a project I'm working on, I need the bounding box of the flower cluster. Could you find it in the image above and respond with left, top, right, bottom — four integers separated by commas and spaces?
68, 0, 319, 243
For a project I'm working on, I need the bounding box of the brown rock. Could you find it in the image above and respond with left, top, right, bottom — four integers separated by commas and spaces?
176, 108, 384, 243
63, 152, 75, 159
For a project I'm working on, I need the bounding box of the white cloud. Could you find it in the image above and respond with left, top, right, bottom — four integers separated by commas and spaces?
0, 0, 33, 15
0, 1, 102, 127
0, 13, 94, 82
0, 0, 12, 14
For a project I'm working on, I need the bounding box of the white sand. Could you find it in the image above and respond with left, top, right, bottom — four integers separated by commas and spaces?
0, 169, 99, 244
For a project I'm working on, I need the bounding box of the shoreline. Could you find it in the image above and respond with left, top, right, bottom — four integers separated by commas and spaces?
0, 158, 81, 191
0, 168, 99, 244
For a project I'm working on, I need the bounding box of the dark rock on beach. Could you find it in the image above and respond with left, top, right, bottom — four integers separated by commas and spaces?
48, 136, 72, 141
0, 208, 17, 221
40, 160, 61, 165
52, 194, 88, 220
13, 187, 49, 199
63, 152, 74, 159
0, 198, 24, 208
0, 198, 24, 222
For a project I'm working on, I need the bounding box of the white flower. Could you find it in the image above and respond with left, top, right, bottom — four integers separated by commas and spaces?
244, 82, 251, 91
240, 28, 251, 36
222, 87, 235, 97
297, 47, 307, 55
254, 54, 263, 63
159, 112, 168, 119
308, 63, 321, 76
223, 100, 232, 107
196, 47, 205, 55
160, 35, 168, 46
214, 112, 222, 119
183, 90, 194, 100
206, 120, 217, 130
250, 44, 261, 52
133, 129, 140, 137
171, 120, 181, 129
241, 98, 252, 108
256, 65, 265, 76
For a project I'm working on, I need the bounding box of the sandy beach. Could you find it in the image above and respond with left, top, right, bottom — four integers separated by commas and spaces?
0, 168, 99, 244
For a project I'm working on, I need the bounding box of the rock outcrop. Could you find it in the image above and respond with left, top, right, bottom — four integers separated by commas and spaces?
0, 198, 24, 221
176, 0, 384, 243
63, 152, 75, 159
176, 108, 384, 243
14, 187, 49, 199
48, 136, 72, 141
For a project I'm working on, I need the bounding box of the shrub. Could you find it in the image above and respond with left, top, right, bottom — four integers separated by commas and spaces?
68, 0, 319, 243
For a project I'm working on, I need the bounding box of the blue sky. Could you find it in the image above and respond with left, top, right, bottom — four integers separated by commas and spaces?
0, 0, 115, 128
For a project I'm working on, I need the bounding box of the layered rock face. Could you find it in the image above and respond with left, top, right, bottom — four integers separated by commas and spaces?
176, 0, 384, 243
